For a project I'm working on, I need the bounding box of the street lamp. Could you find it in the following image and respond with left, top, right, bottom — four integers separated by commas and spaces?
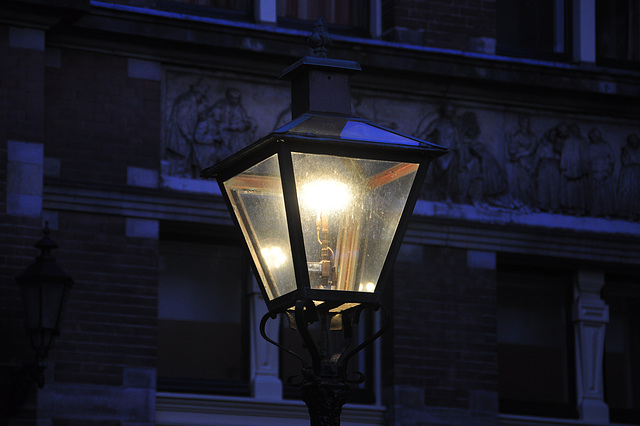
15, 222, 73, 387
201, 20, 445, 425
3, 223, 73, 418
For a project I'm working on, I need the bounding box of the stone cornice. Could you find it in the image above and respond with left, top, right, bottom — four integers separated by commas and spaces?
43, 178, 640, 267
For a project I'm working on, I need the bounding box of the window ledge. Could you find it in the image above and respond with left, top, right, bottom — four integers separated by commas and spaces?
500, 413, 637, 426
156, 391, 386, 425
413, 200, 640, 238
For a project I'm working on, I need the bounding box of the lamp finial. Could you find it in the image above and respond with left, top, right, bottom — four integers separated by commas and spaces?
35, 221, 58, 259
308, 17, 332, 58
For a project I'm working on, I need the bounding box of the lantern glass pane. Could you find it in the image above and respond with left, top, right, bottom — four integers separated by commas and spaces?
41, 281, 67, 330
291, 152, 418, 293
224, 154, 297, 300
20, 284, 40, 330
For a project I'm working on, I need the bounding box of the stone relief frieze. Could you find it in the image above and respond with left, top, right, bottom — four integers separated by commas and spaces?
163, 73, 287, 178
407, 100, 637, 220
163, 73, 639, 221
618, 133, 640, 219
413, 102, 509, 208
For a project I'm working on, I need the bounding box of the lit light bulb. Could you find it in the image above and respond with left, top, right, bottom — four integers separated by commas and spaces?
300, 179, 351, 214
358, 282, 376, 292
261, 245, 287, 269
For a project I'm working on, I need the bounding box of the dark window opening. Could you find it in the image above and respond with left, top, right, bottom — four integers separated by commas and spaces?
496, 0, 572, 61
157, 0, 252, 20
276, 0, 370, 37
497, 263, 577, 418
596, 0, 640, 67
603, 274, 640, 424
99, 1, 253, 21
157, 223, 250, 396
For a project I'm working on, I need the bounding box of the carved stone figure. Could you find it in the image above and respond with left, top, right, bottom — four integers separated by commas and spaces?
617, 133, 640, 220
468, 141, 509, 207
559, 123, 589, 214
507, 115, 537, 208
453, 111, 477, 203
165, 78, 209, 178
415, 101, 461, 201
535, 127, 561, 212
196, 88, 257, 167
587, 128, 616, 217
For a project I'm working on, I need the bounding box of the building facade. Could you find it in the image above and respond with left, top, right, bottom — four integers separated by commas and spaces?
1, 0, 639, 425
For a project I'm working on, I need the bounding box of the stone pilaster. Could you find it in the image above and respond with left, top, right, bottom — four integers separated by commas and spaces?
572, 269, 609, 423
249, 276, 283, 400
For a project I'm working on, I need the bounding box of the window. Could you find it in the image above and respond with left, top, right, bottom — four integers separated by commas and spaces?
496, 0, 571, 60
497, 264, 577, 418
157, 224, 250, 395
156, 0, 252, 19
603, 274, 640, 424
276, 0, 369, 36
596, 0, 640, 67
101, 0, 253, 20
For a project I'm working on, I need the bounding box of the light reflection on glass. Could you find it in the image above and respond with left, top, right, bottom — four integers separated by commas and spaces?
260, 245, 287, 269
358, 282, 376, 293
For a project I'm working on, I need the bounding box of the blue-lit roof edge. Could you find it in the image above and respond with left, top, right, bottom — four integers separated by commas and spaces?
272, 113, 445, 150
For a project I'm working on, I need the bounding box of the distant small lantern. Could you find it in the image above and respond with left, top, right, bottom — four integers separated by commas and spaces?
202, 58, 445, 316
16, 223, 73, 380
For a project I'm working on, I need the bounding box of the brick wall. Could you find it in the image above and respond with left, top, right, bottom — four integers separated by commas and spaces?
45, 48, 161, 185
382, 0, 497, 53
387, 243, 498, 425
51, 211, 158, 387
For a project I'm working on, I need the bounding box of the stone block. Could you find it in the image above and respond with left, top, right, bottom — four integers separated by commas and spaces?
468, 37, 496, 54
123, 367, 156, 389
7, 162, 43, 195
125, 218, 159, 239
467, 250, 496, 270
128, 58, 162, 81
38, 383, 155, 422
9, 27, 45, 51
8, 141, 43, 165
252, 375, 283, 401
127, 166, 159, 188
6, 193, 42, 216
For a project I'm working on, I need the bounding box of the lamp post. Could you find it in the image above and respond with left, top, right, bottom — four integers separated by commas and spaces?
15, 222, 73, 387
201, 20, 445, 425
3, 223, 73, 418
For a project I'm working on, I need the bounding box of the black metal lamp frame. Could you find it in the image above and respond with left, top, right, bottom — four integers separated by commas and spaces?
202, 126, 445, 314
260, 301, 389, 425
